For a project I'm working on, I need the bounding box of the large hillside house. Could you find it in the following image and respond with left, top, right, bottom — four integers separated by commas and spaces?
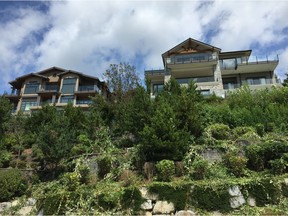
5, 67, 109, 113
145, 38, 281, 97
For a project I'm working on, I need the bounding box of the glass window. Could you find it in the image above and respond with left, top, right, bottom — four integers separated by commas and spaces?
20, 98, 38, 111
61, 78, 76, 93
45, 83, 59, 91
200, 90, 210, 96
246, 77, 266, 85
60, 95, 74, 104
24, 82, 39, 94
153, 84, 164, 95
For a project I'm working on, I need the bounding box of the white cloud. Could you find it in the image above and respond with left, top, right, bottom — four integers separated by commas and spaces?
1, 0, 288, 93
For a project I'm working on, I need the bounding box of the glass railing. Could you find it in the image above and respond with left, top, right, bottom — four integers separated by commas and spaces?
177, 76, 215, 84
167, 53, 215, 64
76, 99, 92, 104
224, 79, 279, 90
145, 69, 166, 75
78, 85, 95, 92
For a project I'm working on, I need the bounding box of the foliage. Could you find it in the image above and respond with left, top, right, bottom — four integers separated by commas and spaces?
104, 62, 139, 101
204, 123, 230, 140
155, 160, 175, 181
222, 151, 248, 177
0, 169, 28, 202
189, 156, 210, 180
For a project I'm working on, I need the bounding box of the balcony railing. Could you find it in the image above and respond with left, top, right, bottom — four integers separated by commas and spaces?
224, 79, 280, 90
145, 69, 166, 75
177, 76, 215, 84
77, 85, 96, 92
76, 99, 92, 105
167, 53, 216, 65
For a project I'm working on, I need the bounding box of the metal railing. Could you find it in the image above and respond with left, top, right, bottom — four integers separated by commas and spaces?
77, 85, 96, 92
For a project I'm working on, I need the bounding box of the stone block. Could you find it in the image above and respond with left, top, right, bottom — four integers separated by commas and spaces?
228, 186, 241, 197
141, 200, 153, 210
175, 210, 196, 216
230, 195, 246, 209
153, 201, 175, 214
247, 197, 256, 207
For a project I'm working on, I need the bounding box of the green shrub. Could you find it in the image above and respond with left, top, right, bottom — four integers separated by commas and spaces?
0, 150, 12, 168
255, 123, 265, 136
0, 169, 28, 202
270, 158, 287, 175
190, 156, 210, 180
232, 126, 255, 139
222, 152, 247, 177
120, 186, 144, 213
205, 123, 230, 140
191, 185, 231, 212
97, 155, 112, 179
156, 160, 175, 182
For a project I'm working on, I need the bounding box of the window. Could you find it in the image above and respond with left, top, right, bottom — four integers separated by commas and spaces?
24, 82, 39, 94
45, 83, 59, 91
153, 84, 164, 95
200, 90, 210, 97
246, 77, 266, 85
60, 95, 74, 104
76, 99, 92, 104
20, 98, 38, 111
61, 78, 76, 93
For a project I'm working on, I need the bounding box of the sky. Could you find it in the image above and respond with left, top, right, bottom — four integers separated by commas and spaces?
0, 0, 288, 94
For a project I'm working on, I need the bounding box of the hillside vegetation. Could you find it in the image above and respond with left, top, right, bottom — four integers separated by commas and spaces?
1, 77, 288, 215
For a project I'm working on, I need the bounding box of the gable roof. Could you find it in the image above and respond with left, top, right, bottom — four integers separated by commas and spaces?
162, 38, 221, 61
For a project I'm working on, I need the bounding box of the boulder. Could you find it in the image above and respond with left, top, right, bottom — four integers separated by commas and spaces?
140, 187, 158, 200
26, 198, 36, 206
153, 201, 175, 214
230, 195, 246, 208
176, 210, 196, 216
228, 186, 241, 197
0, 202, 12, 212
141, 200, 153, 210
247, 197, 256, 207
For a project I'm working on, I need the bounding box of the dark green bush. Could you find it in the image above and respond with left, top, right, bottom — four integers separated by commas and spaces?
97, 155, 112, 179
0, 169, 28, 202
191, 185, 231, 212
190, 157, 209, 180
120, 186, 144, 213
222, 152, 247, 177
205, 123, 230, 140
156, 160, 175, 182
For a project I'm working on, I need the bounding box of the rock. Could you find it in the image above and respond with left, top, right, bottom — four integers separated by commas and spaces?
145, 211, 153, 216
0, 202, 12, 212
140, 187, 158, 200
153, 201, 175, 214
11, 200, 19, 207
228, 186, 241, 196
230, 195, 246, 208
247, 197, 256, 207
26, 198, 36, 206
176, 210, 196, 216
141, 200, 153, 210
19, 206, 33, 215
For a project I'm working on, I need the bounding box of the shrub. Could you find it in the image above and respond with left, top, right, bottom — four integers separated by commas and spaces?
97, 155, 112, 179
120, 186, 144, 213
118, 169, 140, 187
205, 123, 230, 140
232, 126, 255, 139
222, 152, 247, 177
0, 169, 28, 202
190, 156, 210, 180
156, 160, 175, 182
270, 158, 287, 175
0, 150, 12, 168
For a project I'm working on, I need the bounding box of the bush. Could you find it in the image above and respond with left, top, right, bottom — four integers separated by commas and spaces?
120, 186, 144, 213
0, 169, 28, 202
222, 152, 247, 177
97, 155, 112, 179
190, 156, 210, 180
156, 160, 175, 182
232, 126, 255, 139
205, 123, 230, 140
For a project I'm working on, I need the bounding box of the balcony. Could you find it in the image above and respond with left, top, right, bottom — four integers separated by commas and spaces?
37, 85, 59, 96
75, 85, 98, 96
221, 55, 279, 75
223, 78, 281, 92
4, 89, 21, 102
177, 76, 215, 84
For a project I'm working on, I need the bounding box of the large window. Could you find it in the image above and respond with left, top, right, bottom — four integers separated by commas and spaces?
20, 98, 38, 111
60, 95, 74, 104
24, 82, 39, 94
61, 78, 76, 93
153, 84, 164, 95
246, 77, 266, 85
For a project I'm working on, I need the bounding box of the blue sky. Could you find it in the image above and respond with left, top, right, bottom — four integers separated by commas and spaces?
1, 0, 288, 94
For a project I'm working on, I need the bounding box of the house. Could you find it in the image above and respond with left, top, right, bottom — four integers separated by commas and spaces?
145, 38, 281, 97
5, 67, 109, 113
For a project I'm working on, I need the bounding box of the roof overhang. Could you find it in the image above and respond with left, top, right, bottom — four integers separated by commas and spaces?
161, 38, 221, 65
219, 50, 252, 59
